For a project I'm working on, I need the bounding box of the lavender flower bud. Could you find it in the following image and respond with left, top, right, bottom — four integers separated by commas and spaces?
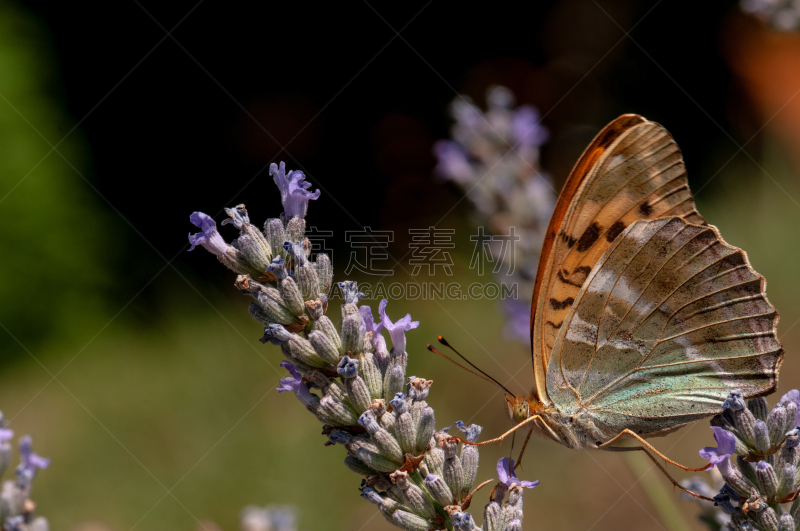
384, 363, 406, 402
308, 331, 340, 365
372, 333, 391, 373
425, 442, 445, 477
452, 512, 479, 531
268, 258, 305, 316
391, 395, 417, 456
307, 299, 341, 351
314, 253, 333, 295
281, 333, 329, 370
720, 458, 757, 498
730, 513, 755, 531
392, 510, 434, 531
286, 242, 320, 301
755, 420, 771, 455
484, 501, 501, 531
356, 447, 402, 473
251, 289, 296, 326
392, 470, 436, 519
783, 401, 798, 434
285, 217, 306, 245
725, 391, 756, 446
361, 486, 385, 506
359, 410, 403, 464
778, 464, 796, 498
456, 421, 482, 496
757, 461, 779, 498
415, 407, 436, 455
372, 399, 397, 435
319, 395, 358, 426
0, 428, 12, 478
341, 303, 365, 355
443, 438, 464, 499
504, 521, 522, 531
340, 357, 372, 414
738, 455, 759, 486
259, 323, 293, 345
424, 473, 454, 506
768, 404, 790, 448
778, 514, 794, 531
358, 352, 383, 399
749, 397, 770, 421
345, 455, 380, 476
233, 234, 271, 274
757, 507, 780, 531
265, 219, 287, 259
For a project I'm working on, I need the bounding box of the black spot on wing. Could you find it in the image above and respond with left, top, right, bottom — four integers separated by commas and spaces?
546, 320, 564, 329
576, 222, 601, 252
557, 270, 583, 287
606, 220, 626, 242
549, 297, 575, 310
639, 202, 653, 216
560, 231, 577, 248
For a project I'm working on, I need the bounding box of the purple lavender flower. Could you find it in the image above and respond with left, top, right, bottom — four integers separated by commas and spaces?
270, 161, 320, 220
496, 457, 539, 489
0, 428, 13, 444
359, 305, 383, 335
188, 212, 232, 255
276, 361, 317, 408
699, 426, 736, 473
511, 105, 549, 148
378, 299, 419, 354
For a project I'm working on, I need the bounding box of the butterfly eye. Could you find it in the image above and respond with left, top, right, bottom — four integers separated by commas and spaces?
513, 399, 530, 423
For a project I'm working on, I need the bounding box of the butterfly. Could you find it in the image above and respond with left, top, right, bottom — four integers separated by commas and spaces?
435, 114, 783, 495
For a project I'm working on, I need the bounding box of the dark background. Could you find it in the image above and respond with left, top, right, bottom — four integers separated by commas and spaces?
22, 0, 744, 299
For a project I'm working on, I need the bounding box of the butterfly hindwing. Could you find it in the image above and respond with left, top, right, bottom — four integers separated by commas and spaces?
531, 116, 706, 401
546, 217, 782, 439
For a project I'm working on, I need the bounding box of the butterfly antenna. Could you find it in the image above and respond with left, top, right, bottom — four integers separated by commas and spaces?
432, 336, 516, 397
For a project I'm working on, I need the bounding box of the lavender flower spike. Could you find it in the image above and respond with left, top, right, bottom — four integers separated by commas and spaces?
188, 212, 231, 255
699, 426, 736, 472
497, 457, 539, 489
276, 361, 317, 408
781, 389, 800, 426
270, 161, 320, 219
378, 299, 419, 354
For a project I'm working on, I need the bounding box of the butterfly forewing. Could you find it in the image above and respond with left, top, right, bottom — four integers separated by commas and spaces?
546, 218, 782, 439
531, 115, 705, 403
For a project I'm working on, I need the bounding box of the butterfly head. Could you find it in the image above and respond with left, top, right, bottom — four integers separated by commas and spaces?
506, 394, 530, 423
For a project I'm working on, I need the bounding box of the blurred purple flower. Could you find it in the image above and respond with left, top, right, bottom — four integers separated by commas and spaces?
497, 457, 539, 489
501, 299, 530, 342
19, 435, 49, 471
0, 428, 13, 443
511, 106, 549, 148
270, 161, 320, 219
433, 140, 473, 184
782, 389, 800, 426
188, 212, 231, 255
378, 299, 419, 354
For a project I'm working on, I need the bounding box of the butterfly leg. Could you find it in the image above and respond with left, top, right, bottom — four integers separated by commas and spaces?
600, 444, 713, 501
455, 414, 545, 446
598, 429, 712, 472
514, 427, 535, 471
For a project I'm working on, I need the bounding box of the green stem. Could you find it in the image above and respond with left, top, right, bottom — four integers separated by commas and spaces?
622, 452, 690, 531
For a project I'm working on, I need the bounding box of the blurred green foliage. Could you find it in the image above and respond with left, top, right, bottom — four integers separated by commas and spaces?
0, 1, 110, 354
